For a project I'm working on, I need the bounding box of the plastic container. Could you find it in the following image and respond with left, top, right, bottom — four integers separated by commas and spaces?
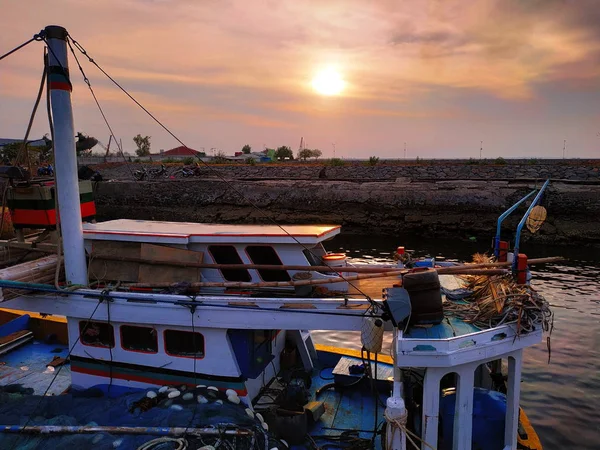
413, 257, 435, 268
439, 387, 507, 450
322, 253, 347, 267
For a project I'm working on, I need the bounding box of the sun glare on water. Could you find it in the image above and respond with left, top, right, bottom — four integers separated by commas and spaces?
312, 68, 345, 96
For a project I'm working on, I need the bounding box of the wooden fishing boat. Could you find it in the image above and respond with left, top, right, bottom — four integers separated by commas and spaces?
0, 25, 552, 450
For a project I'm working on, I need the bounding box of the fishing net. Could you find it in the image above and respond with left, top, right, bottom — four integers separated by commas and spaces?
0, 385, 279, 450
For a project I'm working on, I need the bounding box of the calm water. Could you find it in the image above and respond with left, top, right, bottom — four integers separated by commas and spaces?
312, 234, 600, 450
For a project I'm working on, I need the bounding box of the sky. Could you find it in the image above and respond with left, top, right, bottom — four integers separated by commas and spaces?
1, 0, 599, 159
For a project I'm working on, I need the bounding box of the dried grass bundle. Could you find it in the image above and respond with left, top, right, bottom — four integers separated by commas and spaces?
444, 253, 553, 334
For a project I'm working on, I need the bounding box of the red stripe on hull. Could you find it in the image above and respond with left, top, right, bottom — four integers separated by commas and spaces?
71, 364, 248, 396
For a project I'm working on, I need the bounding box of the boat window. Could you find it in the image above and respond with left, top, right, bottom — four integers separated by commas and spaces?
208, 245, 251, 282
246, 245, 290, 281
79, 321, 114, 348
121, 325, 158, 353
303, 248, 322, 266
164, 329, 205, 358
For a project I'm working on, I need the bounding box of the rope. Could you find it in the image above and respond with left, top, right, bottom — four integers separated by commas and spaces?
65, 37, 137, 181
13, 48, 47, 172
383, 409, 436, 450
66, 33, 380, 311
0, 33, 41, 62
137, 437, 188, 450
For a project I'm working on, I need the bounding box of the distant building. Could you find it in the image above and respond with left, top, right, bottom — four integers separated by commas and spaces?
151, 146, 206, 161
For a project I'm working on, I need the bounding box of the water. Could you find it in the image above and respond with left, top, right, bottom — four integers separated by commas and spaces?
312, 234, 600, 450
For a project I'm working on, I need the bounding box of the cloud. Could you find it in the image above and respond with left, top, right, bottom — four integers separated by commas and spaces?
1, 0, 599, 156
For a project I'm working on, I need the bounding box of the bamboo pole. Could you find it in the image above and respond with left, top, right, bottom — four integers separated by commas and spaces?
126, 268, 509, 289
0, 424, 252, 437
89, 254, 564, 274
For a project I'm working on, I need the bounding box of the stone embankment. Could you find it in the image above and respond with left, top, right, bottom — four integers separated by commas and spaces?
92, 163, 600, 244
99, 159, 600, 182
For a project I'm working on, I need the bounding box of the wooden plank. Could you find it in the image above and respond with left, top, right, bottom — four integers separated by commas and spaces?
89, 241, 141, 283
138, 243, 202, 283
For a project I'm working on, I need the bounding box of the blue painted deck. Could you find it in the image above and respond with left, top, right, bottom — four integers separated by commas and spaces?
0, 340, 70, 396
299, 351, 389, 449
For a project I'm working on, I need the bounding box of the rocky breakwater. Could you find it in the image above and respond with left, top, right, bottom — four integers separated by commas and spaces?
93, 178, 600, 244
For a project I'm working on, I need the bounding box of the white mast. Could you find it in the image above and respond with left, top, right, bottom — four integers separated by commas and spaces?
45, 25, 88, 285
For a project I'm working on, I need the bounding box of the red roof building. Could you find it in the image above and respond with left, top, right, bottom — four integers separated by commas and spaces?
160, 146, 201, 156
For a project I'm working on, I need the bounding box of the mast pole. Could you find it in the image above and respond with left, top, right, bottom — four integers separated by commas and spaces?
45, 25, 87, 285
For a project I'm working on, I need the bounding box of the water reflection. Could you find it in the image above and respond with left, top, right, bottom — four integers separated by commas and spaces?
312, 234, 600, 449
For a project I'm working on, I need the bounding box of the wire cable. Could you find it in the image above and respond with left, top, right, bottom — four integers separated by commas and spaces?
67, 34, 381, 310
0, 33, 41, 62
65, 37, 137, 181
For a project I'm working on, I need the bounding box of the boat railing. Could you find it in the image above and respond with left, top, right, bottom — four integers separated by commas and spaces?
512, 179, 550, 272
396, 323, 542, 367
493, 189, 537, 258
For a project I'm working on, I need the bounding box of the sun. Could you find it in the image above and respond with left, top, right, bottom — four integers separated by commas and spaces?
311, 68, 345, 96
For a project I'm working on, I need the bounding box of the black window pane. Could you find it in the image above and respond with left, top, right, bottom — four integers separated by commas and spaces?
246, 246, 290, 282
121, 325, 158, 353
209, 245, 251, 282
79, 321, 114, 348
165, 329, 204, 358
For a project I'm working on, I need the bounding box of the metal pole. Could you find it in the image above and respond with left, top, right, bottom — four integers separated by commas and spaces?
45, 25, 87, 285
513, 179, 550, 271
493, 189, 537, 257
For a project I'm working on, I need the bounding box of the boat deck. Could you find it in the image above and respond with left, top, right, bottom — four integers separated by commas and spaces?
0, 339, 70, 396
255, 347, 390, 449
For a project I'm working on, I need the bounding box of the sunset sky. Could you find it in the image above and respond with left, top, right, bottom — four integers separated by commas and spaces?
1, 0, 599, 159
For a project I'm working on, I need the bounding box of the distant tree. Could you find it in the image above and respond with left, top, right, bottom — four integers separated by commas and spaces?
275, 146, 293, 161
298, 148, 313, 161
133, 134, 151, 157
298, 148, 323, 161
0, 142, 21, 163
212, 150, 228, 164
242, 144, 252, 154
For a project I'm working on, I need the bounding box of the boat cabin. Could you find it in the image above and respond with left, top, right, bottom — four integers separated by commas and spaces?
83, 219, 349, 293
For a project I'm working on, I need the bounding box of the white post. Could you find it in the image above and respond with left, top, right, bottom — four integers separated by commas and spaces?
45, 25, 88, 285
453, 365, 475, 450
421, 367, 444, 450
386, 329, 406, 449
504, 351, 523, 449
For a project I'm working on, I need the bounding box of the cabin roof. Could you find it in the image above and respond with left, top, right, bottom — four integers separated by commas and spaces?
83, 219, 341, 245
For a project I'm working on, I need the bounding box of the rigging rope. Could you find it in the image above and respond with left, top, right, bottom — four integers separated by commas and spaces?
13, 48, 48, 172
0, 33, 42, 62
66, 33, 380, 310
65, 37, 137, 181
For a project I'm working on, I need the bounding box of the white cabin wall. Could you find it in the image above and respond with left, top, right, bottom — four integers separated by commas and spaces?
68, 317, 241, 390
